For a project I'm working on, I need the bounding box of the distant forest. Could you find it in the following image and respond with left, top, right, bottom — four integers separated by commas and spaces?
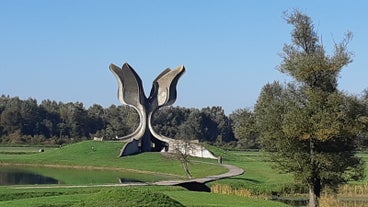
1, 94, 368, 150
0, 95, 236, 147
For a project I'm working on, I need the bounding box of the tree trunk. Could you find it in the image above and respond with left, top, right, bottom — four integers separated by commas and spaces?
308, 177, 321, 207
182, 162, 192, 179
308, 186, 319, 207
309, 138, 321, 207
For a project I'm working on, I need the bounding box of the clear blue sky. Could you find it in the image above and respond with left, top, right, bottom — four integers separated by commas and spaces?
1, 0, 367, 114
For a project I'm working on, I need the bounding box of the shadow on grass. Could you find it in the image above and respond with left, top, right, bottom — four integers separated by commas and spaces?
226, 177, 262, 184
175, 182, 211, 192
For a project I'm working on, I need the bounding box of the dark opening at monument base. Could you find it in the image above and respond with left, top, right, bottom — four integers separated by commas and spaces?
118, 132, 169, 157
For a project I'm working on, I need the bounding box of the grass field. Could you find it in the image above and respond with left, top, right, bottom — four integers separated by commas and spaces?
205, 146, 368, 206
0, 141, 227, 181
0, 141, 292, 206
0, 186, 290, 207
3, 141, 368, 206
205, 146, 295, 194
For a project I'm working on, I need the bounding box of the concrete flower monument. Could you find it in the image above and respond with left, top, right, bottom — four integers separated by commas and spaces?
109, 63, 216, 159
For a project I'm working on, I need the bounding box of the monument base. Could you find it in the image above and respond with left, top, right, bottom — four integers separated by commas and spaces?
119, 136, 217, 159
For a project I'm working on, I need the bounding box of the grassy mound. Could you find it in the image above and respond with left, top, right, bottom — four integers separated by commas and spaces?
77, 187, 184, 207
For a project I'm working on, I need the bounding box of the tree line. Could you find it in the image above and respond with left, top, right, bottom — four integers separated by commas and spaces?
1, 91, 368, 150
0, 95, 237, 146
2, 93, 367, 148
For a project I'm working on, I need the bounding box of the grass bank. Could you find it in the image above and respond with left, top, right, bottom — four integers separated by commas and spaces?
0, 141, 227, 181
204, 146, 368, 207
205, 146, 294, 195
0, 141, 293, 206
0, 186, 290, 207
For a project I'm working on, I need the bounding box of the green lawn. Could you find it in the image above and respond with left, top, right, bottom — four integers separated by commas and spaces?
0, 146, 54, 155
0, 186, 290, 207
0, 141, 293, 206
208, 147, 368, 194
205, 146, 294, 194
164, 190, 289, 207
0, 141, 227, 181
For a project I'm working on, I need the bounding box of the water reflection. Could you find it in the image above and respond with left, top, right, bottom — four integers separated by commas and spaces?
0, 166, 152, 186
0, 169, 59, 185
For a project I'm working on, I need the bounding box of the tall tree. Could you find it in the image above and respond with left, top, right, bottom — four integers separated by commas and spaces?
354, 89, 368, 150
178, 108, 204, 141
230, 108, 259, 149
40, 99, 61, 138
152, 106, 190, 139
200, 106, 235, 144
87, 104, 106, 136
255, 10, 365, 207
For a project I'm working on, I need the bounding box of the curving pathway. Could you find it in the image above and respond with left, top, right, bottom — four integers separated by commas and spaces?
153, 163, 244, 186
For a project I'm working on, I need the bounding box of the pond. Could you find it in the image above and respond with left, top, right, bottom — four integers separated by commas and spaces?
0, 166, 153, 186
0, 168, 59, 185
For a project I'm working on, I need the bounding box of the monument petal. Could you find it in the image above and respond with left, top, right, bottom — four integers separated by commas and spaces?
148, 66, 185, 110
109, 63, 147, 144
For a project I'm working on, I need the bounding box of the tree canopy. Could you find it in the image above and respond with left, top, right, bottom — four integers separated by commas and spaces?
254, 10, 365, 207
